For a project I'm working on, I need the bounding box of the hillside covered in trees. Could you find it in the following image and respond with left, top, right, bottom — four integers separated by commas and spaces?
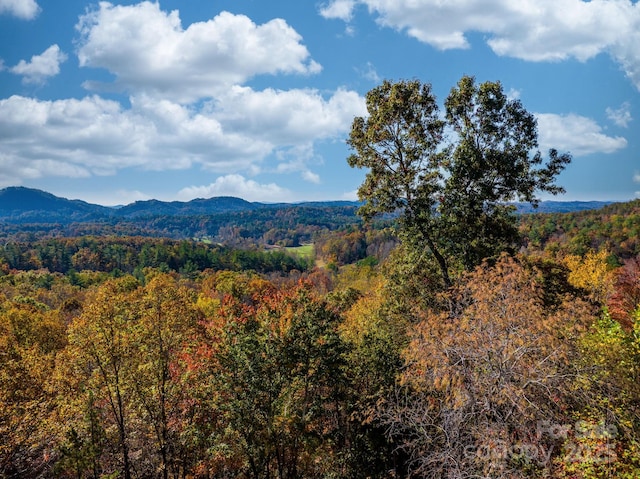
2, 77, 640, 479
520, 199, 640, 259
1, 203, 639, 479
0, 186, 613, 247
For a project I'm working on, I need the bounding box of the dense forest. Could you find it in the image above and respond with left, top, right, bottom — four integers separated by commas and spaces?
0, 187, 614, 247
520, 199, 640, 259
0, 204, 364, 247
0, 236, 311, 277
2, 77, 640, 479
1, 207, 639, 479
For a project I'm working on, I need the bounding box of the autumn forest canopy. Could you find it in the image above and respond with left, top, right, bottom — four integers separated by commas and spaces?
2, 76, 640, 479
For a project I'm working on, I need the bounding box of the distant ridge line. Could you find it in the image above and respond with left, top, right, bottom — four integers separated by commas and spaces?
0, 186, 618, 224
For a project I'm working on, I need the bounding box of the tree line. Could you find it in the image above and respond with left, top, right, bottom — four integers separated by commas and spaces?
0, 236, 310, 277
0, 205, 363, 247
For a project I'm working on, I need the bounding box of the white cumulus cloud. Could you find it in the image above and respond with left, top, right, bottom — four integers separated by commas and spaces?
76, 2, 322, 103
0, 154, 90, 187
536, 112, 627, 157
0, 86, 365, 185
506, 88, 521, 100
0, 0, 39, 19
0, 95, 159, 182
321, 0, 640, 90
214, 86, 365, 145
0, 2, 367, 189
319, 0, 356, 21
358, 62, 381, 83
302, 170, 321, 184
10, 44, 67, 84
606, 102, 632, 128
274, 151, 323, 185
177, 175, 293, 202
341, 189, 359, 201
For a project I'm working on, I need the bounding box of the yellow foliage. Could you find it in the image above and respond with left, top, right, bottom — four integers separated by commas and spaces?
565, 249, 615, 303
339, 277, 389, 345
197, 294, 220, 317
334, 262, 379, 294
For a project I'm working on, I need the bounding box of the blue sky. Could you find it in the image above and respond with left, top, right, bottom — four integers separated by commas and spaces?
0, 0, 638, 205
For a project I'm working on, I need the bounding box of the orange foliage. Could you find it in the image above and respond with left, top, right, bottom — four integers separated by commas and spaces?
385, 255, 595, 478
608, 256, 640, 329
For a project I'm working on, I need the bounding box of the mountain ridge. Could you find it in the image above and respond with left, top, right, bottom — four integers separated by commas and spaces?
0, 187, 363, 223
0, 186, 617, 224
0, 186, 112, 222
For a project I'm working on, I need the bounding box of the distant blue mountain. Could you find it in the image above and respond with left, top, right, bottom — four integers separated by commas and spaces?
0, 186, 111, 222
513, 201, 614, 214
0, 187, 362, 223
0, 186, 615, 224
114, 196, 263, 218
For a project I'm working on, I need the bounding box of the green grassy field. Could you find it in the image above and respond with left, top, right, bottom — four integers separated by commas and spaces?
284, 244, 314, 260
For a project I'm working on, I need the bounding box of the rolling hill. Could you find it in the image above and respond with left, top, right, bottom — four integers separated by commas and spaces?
0, 187, 615, 222
0, 186, 621, 245
0, 187, 112, 222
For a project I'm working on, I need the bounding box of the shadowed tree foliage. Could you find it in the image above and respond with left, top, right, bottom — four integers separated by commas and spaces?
348, 76, 571, 287
195, 280, 349, 479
